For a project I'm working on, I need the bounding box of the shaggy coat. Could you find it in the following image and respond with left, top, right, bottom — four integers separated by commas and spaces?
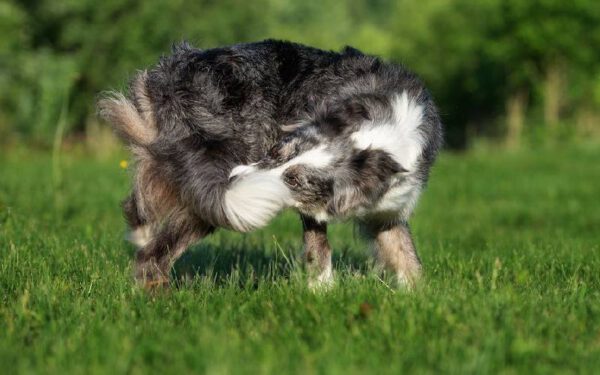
98, 40, 443, 287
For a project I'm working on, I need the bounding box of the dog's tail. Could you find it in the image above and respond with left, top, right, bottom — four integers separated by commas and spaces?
222, 168, 293, 232
97, 72, 157, 146
97, 92, 157, 146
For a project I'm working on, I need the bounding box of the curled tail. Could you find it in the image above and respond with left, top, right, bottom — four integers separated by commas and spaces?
222, 170, 292, 232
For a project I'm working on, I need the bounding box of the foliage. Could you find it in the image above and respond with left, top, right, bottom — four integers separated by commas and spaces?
0, 0, 599, 147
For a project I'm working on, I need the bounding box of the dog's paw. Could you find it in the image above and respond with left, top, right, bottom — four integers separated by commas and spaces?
307, 269, 334, 292
134, 260, 170, 289
393, 271, 421, 291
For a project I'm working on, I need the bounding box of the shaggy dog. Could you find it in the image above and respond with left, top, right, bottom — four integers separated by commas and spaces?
98, 40, 443, 288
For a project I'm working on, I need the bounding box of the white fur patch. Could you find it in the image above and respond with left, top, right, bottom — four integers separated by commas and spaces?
223, 171, 293, 232
374, 177, 422, 219
229, 145, 334, 181
312, 209, 330, 223
127, 225, 152, 248
272, 144, 334, 173
350, 91, 425, 172
229, 163, 258, 179
225, 145, 335, 231
308, 262, 334, 290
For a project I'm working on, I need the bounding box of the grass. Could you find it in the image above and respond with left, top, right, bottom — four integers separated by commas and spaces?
1, 144, 599, 374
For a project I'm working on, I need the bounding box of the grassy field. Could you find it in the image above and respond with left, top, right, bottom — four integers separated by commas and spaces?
1, 145, 599, 374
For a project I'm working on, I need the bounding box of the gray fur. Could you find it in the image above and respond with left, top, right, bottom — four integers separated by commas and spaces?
97, 40, 443, 286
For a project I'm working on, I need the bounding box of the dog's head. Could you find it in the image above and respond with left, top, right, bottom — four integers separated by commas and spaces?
282, 164, 335, 219
279, 147, 405, 220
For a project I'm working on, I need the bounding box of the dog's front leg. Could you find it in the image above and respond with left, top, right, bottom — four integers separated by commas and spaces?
362, 220, 422, 288
301, 215, 333, 289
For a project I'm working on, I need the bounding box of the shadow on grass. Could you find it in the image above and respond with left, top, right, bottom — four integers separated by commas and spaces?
171, 242, 371, 288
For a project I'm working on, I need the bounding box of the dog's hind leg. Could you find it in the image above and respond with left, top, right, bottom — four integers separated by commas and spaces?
121, 192, 154, 248
134, 218, 214, 287
301, 215, 333, 289
361, 220, 422, 288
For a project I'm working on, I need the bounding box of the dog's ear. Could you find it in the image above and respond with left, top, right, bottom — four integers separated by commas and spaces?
349, 149, 406, 176
328, 150, 408, 216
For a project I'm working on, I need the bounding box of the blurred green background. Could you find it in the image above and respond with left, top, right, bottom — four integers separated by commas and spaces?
2, 3, 600, 373
1, 0, 599, 149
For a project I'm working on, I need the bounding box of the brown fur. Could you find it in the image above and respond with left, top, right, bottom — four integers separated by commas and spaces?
98, 81, 196, 285
133, 156, 180, 222
301, 215, 333, 287
134, 216, 214, 285
362, 221, 422, 287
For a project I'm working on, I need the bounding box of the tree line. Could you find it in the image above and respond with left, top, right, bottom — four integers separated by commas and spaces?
1, 0, 599, 148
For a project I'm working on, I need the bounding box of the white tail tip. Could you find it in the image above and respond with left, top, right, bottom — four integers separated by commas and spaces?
224, 171, 292, 232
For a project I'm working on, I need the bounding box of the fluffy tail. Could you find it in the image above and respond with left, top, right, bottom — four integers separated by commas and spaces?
97, 92, 157, 146
222, 170, 293, 232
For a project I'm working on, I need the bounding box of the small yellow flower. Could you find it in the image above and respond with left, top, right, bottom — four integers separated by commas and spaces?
119, 160, 128, 169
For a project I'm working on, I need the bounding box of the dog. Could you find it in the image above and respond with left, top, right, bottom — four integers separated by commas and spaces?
98, 40, 443, 288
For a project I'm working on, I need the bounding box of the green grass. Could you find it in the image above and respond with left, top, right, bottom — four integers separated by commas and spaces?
1, 145, 599, 374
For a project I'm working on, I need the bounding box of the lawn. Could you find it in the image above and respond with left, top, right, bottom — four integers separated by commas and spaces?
1, 145, 599, 374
